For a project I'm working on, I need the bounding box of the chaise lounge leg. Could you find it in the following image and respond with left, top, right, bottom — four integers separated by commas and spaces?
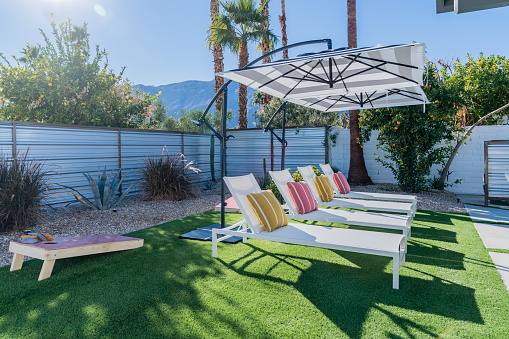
242, 222, 247, 243
393, 255, 400, 290
212, 230, 218, 258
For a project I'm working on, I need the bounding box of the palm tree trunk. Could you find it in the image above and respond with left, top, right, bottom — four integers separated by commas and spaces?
279, 0, 288, 59
211, 0, 224, 113
261, 1, 272, 106
238, 40, 249, 129
347, 0, 372, 185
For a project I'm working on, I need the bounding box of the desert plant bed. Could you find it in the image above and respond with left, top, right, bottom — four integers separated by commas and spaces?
0, 191, 225, 268
0, 209, 508, 338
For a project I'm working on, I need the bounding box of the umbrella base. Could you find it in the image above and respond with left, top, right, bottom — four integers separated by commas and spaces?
179, 224, 243, 243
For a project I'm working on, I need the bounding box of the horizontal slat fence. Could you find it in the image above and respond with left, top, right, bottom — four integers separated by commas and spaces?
226, 126, 327, 179
0, 122, 220, 206
0, 121, 326, 207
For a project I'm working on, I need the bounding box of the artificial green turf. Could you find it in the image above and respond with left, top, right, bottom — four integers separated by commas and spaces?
1, 209, 508, 338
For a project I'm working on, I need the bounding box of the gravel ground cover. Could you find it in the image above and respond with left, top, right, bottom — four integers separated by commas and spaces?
0, 184, 466, 268
349, 183, 467, 214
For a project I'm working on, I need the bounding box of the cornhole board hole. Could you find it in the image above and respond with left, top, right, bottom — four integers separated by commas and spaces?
9, 234, 143, 281
215, 197, 240, 213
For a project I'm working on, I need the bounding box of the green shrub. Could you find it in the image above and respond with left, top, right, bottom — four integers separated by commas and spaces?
360, 61, 460, 192
141, 151, 199, 200
63, 168, 135, 210
0, 151, 49, 231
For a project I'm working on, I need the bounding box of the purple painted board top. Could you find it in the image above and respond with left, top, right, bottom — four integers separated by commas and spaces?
13, 234, 142, 250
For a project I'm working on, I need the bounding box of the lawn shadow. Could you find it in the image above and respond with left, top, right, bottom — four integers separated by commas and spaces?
406, 240, 466, 270
219, 242, 483, 339
0, 211, 268, 338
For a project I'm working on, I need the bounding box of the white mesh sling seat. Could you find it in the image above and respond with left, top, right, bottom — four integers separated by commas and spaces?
213, 174, 406, 289
269, 170, 412, 238
319, 164, 417, 211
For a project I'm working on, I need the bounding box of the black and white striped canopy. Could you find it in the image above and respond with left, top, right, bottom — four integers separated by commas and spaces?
289, 86, 429, 112
218, 43, 426, 100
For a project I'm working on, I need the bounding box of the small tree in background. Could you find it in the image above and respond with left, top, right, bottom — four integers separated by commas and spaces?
0, 15, 157, 128
360, 61, 461, 193
163, 109, 233, 133
438, 54, 509, 187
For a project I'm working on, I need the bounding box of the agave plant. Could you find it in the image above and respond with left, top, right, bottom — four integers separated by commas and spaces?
63, 168, 135, 210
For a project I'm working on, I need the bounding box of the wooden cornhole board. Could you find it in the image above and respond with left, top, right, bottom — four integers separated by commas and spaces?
9, 234, 143, 281
215, 197, 241, 213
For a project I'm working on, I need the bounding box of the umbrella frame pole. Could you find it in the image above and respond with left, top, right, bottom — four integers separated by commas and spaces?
281, 103, 286, 171
220, 87, 228, 229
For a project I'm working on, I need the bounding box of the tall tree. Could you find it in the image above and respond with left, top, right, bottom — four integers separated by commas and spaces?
210, 0, 224, 113
260, 0, 272, 106
347, 0, 372, 184
208, 0, 277, 129
279, 0, 288, 59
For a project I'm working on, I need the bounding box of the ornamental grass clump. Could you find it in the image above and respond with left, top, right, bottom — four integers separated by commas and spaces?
0, 151, 49, 232
141, 150, 199, 201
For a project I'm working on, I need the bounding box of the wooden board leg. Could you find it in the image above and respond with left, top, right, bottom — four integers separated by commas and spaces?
38, 260, 56, 281
10, 253, 24, 271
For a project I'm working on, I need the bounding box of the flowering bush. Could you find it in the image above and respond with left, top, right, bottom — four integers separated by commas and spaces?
0, 15, 157, 127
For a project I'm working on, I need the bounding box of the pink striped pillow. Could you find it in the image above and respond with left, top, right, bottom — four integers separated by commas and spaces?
287, 182, 318, 214
333, 172, 350, 194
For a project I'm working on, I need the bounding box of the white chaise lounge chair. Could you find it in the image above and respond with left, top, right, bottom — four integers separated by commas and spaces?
212, 174, 407, 289
275, 169, 415, 217
269, 170, 412, 238
319, 164, 418, 208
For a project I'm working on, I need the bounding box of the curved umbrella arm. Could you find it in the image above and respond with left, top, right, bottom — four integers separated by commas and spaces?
197, 39, 333, 124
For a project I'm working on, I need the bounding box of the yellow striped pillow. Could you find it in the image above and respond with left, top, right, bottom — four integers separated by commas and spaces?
247, 191, 288, 232
315, 175, 334, 202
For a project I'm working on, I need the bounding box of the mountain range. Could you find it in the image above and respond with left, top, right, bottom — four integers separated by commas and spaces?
136, 80, 258, 129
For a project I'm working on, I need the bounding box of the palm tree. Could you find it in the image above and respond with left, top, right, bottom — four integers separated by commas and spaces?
260, 0, 272, 106
71, 25, 88, 46
208, 0, 277, 129
252, 91, 264, 126
19, 45, 41, 66
279, 0, 288, 59
347, 0, 372, 185
210, 0, 225, 113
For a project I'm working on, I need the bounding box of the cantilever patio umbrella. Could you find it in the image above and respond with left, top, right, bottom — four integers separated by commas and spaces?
217, 42, 428, 184
218, 43, 426, 100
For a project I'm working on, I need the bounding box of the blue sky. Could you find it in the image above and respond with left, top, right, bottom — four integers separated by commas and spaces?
1, 0, 508, 86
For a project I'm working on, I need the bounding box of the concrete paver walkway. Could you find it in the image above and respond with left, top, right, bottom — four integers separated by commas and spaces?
474, 223, 509, 250
489, 253, 509, 291
459, 197, 509, 292
465, 204, 509, 223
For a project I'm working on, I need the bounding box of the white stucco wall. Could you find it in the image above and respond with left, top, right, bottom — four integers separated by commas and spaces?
328, 125, 509, 195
